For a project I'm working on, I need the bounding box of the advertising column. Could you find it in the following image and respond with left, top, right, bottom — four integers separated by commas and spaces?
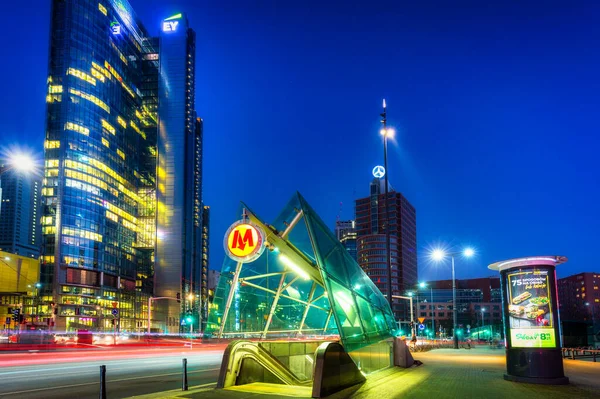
488, 256, 569, 385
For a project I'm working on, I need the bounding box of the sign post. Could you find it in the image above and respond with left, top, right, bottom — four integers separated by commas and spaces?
488, 256, 569, 385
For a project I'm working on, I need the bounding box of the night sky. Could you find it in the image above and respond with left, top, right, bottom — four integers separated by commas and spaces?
2, 0, 599, 281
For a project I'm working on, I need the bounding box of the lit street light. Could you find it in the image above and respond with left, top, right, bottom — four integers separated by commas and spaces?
430, 247, 475, 349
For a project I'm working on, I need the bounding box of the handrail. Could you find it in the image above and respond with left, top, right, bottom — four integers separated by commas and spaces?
217, 340, 308, 388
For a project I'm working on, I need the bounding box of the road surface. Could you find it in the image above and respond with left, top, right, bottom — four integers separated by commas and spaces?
0, 345, 225, 398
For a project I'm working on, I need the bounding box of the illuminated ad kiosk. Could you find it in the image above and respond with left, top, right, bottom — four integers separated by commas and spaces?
488, 256, 569, 385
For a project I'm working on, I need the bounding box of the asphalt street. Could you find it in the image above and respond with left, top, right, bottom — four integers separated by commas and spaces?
0, 348, 223, 399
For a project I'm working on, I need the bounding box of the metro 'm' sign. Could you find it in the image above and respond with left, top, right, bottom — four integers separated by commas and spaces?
224, 221, 265, 263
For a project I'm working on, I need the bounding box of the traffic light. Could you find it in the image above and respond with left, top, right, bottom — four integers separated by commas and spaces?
185, 311, 193, 324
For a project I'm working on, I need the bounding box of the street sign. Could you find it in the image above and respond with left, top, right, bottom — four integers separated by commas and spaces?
181, 319, 187, 326
418, 323, 425, 331
111, 308, 119, 316
417, 317, 425, 323
112, 302, 118, 308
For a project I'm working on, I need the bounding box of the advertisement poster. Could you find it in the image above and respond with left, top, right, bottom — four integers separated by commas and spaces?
507, 268, 556, 348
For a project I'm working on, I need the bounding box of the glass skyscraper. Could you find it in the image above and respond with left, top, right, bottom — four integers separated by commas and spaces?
41, 0, 205, 333
0, 165, 41, 259
155, 13, 204, 333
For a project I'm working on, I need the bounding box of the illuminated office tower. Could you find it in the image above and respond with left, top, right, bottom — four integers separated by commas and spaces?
41, 0, 161, 332
155, 14, 203, 333
355, 178, 417, 320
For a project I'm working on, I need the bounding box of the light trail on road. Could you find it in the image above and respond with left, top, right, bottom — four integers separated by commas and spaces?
0, 344, 225, 399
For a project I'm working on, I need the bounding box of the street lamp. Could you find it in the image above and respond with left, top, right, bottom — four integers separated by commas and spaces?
430, 247, 475, 349
419, 282, 434, 340
479, 307, 485, 340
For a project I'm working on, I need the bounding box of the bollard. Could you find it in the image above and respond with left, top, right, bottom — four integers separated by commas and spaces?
182, 358, 188, 391
100, 365, 107, 399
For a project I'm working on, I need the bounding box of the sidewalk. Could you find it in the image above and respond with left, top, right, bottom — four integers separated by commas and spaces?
128, 347, 600, 399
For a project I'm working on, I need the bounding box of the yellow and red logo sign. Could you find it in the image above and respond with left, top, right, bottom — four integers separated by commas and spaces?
224, 221, 265, 263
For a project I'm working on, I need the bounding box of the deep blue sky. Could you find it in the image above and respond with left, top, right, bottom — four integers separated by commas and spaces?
2, 1, 599, 281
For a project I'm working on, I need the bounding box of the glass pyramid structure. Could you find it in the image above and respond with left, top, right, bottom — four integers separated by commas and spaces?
206, 192, 396, 352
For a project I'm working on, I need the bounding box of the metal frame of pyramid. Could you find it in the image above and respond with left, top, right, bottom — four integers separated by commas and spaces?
206, 192, 396, 352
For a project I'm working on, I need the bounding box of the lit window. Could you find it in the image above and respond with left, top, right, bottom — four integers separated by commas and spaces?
64, 122, 90, 136
92, 62, 111, 80
117, 149, 125, 160
41, 187, 55, 196
130, 121, 146, 139
67, 68, 96, 85
101, 119, 116, 135
68, 88, 110, 113
102, 137, 110, 148
45, 159, 59, 168
104, 61, 122, 82
90, 68, 106, 83
48, 85, 63, 94
62, 227, 102, 242
44, 140, 60, 149
106, 211, 118, 223
117, 116, 127, 128
98, 3, 107, 16
121, 81, 135, 98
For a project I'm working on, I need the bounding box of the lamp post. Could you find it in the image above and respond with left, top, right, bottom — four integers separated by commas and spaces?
431, 247, 475, 349
379, 100, 395, 313
419, 282, 434, 340
481, 308, 485, 341
585, 302, 597, 344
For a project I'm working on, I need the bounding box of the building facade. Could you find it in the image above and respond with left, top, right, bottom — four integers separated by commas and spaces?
414, 277, 503, 338
0, 251, 41, 330
355, 178, 417, 320
40, 1, 203, 333
200, 205, 210, 329
557, 272, 599, 346
334, 219, 357, 261
0, 166, 41, 259
155, 13, 203, 333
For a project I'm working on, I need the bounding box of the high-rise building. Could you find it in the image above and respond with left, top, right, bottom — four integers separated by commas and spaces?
155, 13, 202, 333
0, 166, 41, 258
355, 178, 417, 320
334, 220, 357, 261
40, 1, 202, 333
200, 205, 210, 329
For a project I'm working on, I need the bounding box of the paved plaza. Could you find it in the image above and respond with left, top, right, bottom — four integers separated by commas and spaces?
130, 346, 600, 398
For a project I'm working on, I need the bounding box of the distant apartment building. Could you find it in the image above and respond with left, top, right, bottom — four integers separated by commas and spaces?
416, 277, 503, 337
557, 272, 599, 346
